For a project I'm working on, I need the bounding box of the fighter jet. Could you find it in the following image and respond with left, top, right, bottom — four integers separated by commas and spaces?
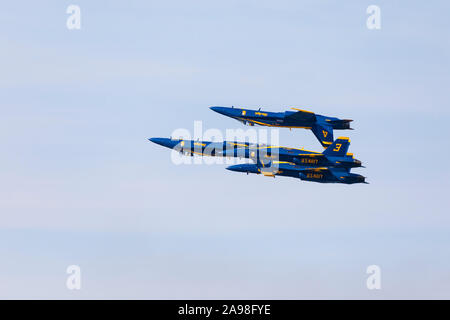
217, 137, 362, 169
226, 163, 366, 184
210, 106, 353, 148
148, 137, 366, 184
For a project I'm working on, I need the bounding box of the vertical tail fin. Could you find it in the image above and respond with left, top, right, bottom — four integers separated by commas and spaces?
311, 124, 334, 148
322, 137, 350, 157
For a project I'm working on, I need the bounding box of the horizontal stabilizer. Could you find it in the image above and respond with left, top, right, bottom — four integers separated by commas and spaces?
327, 119, 353, 124
335, 158, 362, 168
328, 167, 350, 178
297, 167, 329, 173
326, 119, 353, 129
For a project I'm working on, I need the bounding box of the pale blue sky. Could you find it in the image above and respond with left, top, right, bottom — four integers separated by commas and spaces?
1, 1, 449, 298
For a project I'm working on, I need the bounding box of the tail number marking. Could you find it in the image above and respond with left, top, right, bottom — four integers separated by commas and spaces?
333, 143, 342, 152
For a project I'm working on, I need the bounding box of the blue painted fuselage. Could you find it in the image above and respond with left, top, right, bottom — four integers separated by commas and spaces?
149, 137, 362, 172
210, 106, 352, 148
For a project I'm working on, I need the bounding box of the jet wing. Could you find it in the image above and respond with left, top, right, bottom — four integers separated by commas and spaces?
327, 167, 350, 179
285, 108, 317, 122
297, 167, 346, 175
297, 167, 329, 173
299, 167, 349, 177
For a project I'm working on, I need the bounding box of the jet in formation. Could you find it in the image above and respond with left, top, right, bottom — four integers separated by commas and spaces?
210, 106, 352, 148
149, 137, 367, 184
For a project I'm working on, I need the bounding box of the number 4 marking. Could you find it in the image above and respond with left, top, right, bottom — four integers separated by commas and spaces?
322, 130, 328, 138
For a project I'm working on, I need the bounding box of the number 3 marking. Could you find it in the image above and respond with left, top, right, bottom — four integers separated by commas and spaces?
333, 143, 342, 151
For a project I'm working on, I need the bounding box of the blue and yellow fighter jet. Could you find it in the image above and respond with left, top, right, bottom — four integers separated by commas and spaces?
210, 106, 353, 148
149, 137, 366, 184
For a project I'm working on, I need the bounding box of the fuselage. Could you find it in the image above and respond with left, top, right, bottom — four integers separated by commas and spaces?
149, 137, 361, 169
150, 137, 319, 159
226, 162, 366, 184
210, 106, 346, 128
210, 106, 353, 148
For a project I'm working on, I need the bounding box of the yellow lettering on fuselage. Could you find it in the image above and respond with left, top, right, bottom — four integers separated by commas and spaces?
306, 173, 323, 179
255, 112, 268, 116
301, 158, 319, 164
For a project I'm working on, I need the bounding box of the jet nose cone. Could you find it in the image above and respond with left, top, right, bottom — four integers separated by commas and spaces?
226, 164, 258, 174
148, 137, 171, 147
149, 137, 182, 150
149, 137, 162, 145
210, 106, 231, 116
226, 165, 241, 172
